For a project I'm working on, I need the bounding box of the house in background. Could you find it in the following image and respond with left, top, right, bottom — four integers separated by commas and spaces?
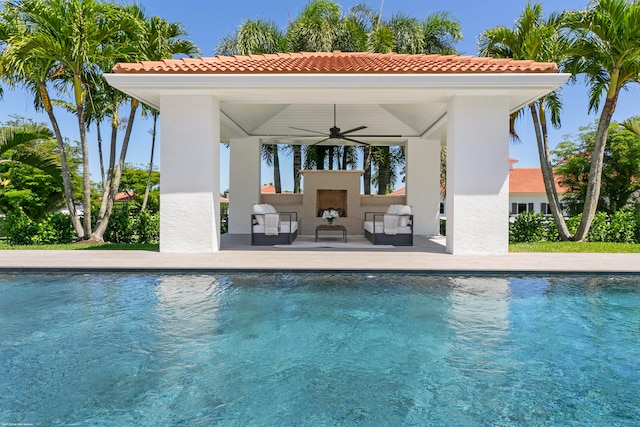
392, 158, 566, 218
508, 159, 566, 215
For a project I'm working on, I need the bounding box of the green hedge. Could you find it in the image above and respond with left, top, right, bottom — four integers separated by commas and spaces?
509, 209, 640, 244
2, 207, 159, 246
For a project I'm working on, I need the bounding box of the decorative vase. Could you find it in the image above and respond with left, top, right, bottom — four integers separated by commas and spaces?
327, 218, 334, 225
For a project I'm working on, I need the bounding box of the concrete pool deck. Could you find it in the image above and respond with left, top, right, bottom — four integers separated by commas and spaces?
1, 235, 639, 274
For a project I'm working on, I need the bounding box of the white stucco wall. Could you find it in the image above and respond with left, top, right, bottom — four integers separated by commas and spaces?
406, 138, 441, 236
446, 96, 510, 255
228, 137, 261, 234
159, 96, 220, 253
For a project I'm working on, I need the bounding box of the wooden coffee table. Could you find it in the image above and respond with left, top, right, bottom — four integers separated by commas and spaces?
315, 224, 347, 243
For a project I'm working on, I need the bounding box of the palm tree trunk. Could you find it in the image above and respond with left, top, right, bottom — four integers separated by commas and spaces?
293, 145, 301, 193
328, 146, 334, 170
530, 103, 571, 240
272, 145, 281, 193
93, 100, 139, 240
73, 74, 91, 239
99, 105, 119, 222
96, 120, 105, 189
574, 83, 619, 241
40, 83, 84, 239
141, 111, 158, 211
363, 145, 372, 194
377, 146, 390, 194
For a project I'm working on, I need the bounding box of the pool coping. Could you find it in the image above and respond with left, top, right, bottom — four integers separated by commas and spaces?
1, 248, 639, 274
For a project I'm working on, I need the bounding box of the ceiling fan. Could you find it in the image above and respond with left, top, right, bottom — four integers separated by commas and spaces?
290, 105, 401, 146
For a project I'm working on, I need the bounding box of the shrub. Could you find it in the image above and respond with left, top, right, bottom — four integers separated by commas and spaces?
586, 212, 609, 242
103, 206, 136, 244
31, 213, 75, 245
607, 209, 638, 243
565, 214, 581, 236
135, 210, 159, 244
3, 209, 37, 245
509, 211, 545, 243
541, 216, 561, 242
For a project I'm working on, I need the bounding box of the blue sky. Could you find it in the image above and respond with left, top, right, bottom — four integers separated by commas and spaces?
1, 0, 638, 192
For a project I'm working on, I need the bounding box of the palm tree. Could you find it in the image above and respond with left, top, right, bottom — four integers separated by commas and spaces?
0, 2, 83, 237
0, 124, 61, 185
621, 117, 640, 137
262, 144, 282, 193
479, 3, 572, 240
217, 18, 285, 55
563, 0, 640, 241
10, 0, 142, 240
286, 0, 346, 52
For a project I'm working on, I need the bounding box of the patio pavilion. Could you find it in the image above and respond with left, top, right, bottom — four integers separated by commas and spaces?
104, 51, 568, 255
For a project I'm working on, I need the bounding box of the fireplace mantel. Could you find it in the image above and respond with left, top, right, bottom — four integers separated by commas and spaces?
300, 170, 363, 234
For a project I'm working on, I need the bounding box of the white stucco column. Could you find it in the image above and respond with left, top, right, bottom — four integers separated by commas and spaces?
228, 137, 261, 234
406, 138, 441, 236
159, 95, 220, 253
446, 95, 510, 255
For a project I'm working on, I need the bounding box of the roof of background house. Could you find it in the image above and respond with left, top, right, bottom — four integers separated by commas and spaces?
113, 51, 559, 75
388, 167, 566, 196
114, 191, 133, 202
509, 168, 566, 193
260, 184, 276, 193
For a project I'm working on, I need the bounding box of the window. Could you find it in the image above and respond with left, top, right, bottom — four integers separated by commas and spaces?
511, 202, 534, 214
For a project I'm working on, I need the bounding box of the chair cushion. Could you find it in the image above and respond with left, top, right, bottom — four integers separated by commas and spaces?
386, 205, 411, 227
397, 205, 412, 227
253, 204, 277, 225
253, 221, 298, 234
363, 221, 412, 235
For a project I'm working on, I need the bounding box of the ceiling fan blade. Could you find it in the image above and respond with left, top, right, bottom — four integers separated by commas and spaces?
341, 136, 369, 146
340, 125, 367, 135
289, 126, 329, 136
311, 137, 331, 146
347, 134, 403, 138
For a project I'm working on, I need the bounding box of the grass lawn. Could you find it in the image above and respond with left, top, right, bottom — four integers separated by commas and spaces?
510, 241, 640, 253
0, 240, 638, 253
0, 242, 159, 251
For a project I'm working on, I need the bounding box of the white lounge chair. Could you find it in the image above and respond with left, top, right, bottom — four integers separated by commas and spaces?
363, 204, 413, 245
251, 204, 299, 245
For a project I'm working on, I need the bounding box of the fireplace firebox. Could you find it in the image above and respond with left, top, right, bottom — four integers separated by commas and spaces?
316, 189, 347, 217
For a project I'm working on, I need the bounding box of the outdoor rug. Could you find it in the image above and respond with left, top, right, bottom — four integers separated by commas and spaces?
274, 237, 393, 249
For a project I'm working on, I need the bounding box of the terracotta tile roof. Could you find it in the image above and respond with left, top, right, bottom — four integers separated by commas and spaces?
112, 51, 558, 75
260, 184, 276, 193
509, 168, 566, 193
114, 191, 133, 202
389, 168, 566, 196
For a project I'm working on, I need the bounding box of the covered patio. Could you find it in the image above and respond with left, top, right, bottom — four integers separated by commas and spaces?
105, 51, 568, 255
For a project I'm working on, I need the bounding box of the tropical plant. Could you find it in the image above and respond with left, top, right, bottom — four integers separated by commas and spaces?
0, 2, 84, 237
562, 0, 640, 241
216, 18, 285, 55
0, 123, 65, 219
2, 0, 142, 240
479, 2, 572, 240
552, 121, 640, 215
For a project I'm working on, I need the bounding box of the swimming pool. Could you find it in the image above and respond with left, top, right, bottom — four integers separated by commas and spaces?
1, 273, 639, 425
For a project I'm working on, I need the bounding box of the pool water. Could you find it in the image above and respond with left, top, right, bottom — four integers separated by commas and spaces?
1, 273, 639, 426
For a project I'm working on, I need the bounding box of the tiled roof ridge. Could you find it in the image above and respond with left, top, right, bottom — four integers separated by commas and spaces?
112, 51, 558, 74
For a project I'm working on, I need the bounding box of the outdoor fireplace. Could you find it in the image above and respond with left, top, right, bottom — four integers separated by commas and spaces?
317, 189, 347, 217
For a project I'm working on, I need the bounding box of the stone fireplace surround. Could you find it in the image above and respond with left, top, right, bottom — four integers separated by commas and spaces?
260, 170, 406, 235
